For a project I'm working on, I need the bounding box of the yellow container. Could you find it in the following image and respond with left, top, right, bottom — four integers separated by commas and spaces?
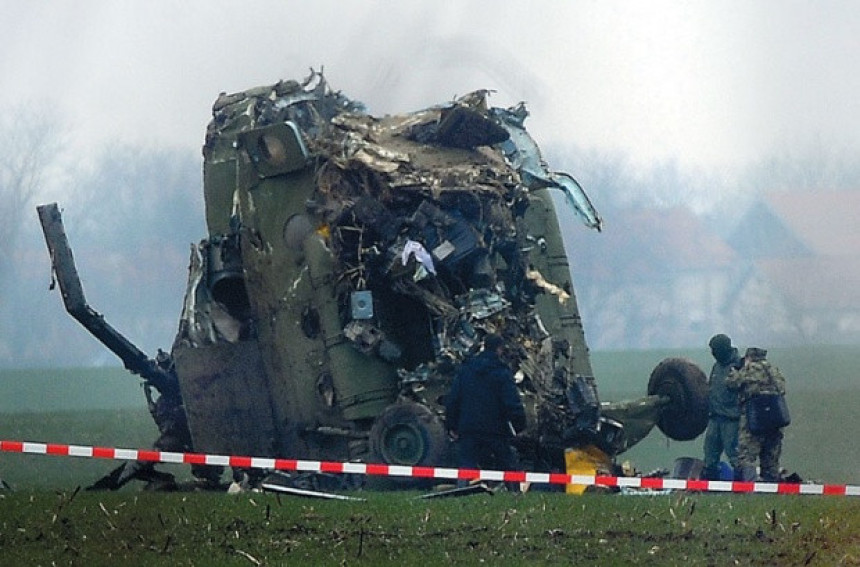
564, 446, 612, 494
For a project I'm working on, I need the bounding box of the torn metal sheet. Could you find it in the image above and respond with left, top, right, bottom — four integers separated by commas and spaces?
491, 103, 602, 231
415, 482, 495, 499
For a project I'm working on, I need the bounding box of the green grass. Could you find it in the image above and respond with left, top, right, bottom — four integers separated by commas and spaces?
591, 344, 860, 395
0, 366, 144, 413
1, 345, 860, 487
1, 350, 860, 565
1, 490, 858, 566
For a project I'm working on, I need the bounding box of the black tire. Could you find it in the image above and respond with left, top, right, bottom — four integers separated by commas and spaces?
369, 402, 449, 467
647, 357, 708, 441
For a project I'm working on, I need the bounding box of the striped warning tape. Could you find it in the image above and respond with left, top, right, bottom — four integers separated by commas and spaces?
2, 439, 858, 496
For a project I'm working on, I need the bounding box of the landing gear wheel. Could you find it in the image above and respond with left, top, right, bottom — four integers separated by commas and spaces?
369, 402, 449, 467
647, 357, 708, 441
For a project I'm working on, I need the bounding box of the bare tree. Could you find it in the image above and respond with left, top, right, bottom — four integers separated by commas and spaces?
742, 142, 860, 195
0, 105, 64, 279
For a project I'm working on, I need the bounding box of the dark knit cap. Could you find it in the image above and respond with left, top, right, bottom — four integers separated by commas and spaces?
709, 334, 732, 351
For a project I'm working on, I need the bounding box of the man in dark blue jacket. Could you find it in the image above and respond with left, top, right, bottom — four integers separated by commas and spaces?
445, 334, 526, 489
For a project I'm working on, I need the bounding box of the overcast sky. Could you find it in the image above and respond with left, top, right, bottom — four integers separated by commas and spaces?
4, 0, 860, 200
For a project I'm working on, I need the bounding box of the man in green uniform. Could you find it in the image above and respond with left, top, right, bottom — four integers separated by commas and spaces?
702, 333, 742, 480
726, 347, 787, 482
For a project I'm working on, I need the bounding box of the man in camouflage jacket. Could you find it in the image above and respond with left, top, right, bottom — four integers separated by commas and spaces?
726, 347, 787, 482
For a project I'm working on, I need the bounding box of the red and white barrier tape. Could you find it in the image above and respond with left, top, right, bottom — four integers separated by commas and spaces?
2, 439, 857, 496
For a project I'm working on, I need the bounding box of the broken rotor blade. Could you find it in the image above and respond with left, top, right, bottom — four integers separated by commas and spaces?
260, 483, 367, 501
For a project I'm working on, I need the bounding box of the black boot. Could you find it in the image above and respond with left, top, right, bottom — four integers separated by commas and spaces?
701, 467, 721, 481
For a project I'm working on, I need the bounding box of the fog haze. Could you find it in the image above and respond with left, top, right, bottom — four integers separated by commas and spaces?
3, 1, 860, 367
4, 0, 860, 187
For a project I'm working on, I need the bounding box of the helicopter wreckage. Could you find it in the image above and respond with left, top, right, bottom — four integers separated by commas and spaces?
38, 71, 708, 491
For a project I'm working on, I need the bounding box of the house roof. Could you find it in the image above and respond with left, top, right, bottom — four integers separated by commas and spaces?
762, 191, 860, 255
758, 257, 860, 310
730, 191, 860, 312
569, 206, 736, 282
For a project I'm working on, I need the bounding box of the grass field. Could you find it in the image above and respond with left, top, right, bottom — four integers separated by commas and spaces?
1, 345, 858, 487
1, 487, 859, 565
1, 347, 859, 564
